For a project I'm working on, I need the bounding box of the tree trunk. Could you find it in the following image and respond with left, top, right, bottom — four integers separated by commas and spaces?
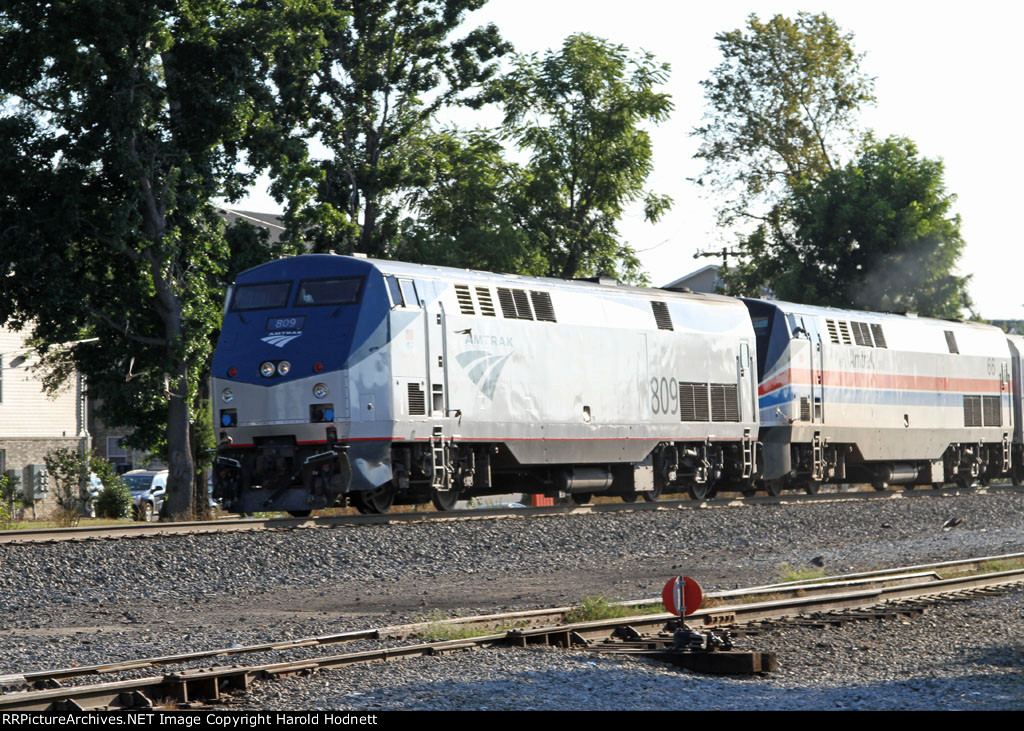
165, 358, 194, 520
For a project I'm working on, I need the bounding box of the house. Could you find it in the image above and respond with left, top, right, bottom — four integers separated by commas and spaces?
662, 264, 723, 294
0, 326, 90, 514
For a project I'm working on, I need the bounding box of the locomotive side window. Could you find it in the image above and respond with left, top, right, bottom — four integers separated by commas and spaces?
294, 276, 363, 306
385, 276, 420, 308
231, 281, 292, 311
400, 279, 419, 308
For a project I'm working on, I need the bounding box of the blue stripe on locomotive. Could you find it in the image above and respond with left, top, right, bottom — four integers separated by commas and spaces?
212, 255, 390, 385
760, 384, 1008, 410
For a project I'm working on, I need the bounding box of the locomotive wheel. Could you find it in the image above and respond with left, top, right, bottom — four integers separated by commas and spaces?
570, 493, 593, 505
954, 475, 974, 490
621, 492, 638, 503
430, 487, 460, 512
803, 481, 821, 495
1012, 458, 1024, 486
352, 484, 396, 514
687, 482, 715, 500
763, 479, 783, 496
287, 510, 312, 518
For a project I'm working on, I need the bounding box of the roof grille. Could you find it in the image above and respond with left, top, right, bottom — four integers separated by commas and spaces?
837, 321, 853, 345
496, 288, 517, 318
530, 291, 556, 322
454, 284, 475, 315
651, 301, 673, 331
476, 287, 496, 317
826, 319, 840, 344
852, 321, 872, 347
945, 330, 959, 354
511, 289, 533, 320
870, 323, 887, 348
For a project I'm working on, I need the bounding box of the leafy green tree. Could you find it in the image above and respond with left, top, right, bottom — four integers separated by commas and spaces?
400, 129, 546, 274
725, 135, 972, 317
494, 33, 673, 282
0, 1, 333, 515
694, 12, 875, 225
284, 0, 510, 258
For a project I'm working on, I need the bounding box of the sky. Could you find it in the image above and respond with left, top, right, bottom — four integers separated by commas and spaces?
230, 1, 1024, 319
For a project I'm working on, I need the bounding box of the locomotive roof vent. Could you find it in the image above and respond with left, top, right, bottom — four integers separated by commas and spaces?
651, 300, 674, 331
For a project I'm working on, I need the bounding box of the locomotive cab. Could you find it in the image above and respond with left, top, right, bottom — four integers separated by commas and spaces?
211, 255, 395, 515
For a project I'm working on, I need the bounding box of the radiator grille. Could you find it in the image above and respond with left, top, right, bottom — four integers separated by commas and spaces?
852, 321, 872, 346
870, 323, 887, 348
963, 395, 982, 427
530, 290, 556, 322
711, 384, 740, 422
679, 382, 709, 422
945, 330, 960, 354
826, 319, 840, 344
408, 383, 426, 416
982, 395, 1002, 427
800, 397, 810, 422
497, 287, 533, 319
511, 289, 534, 320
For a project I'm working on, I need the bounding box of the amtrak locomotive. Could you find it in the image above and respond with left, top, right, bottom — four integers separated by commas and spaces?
211, 254, 1022, 515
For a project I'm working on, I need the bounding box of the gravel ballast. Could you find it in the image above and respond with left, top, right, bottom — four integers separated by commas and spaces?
1, 491, 1022, 709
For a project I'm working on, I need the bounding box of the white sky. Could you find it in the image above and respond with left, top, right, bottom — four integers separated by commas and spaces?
232, 1, 1024, 319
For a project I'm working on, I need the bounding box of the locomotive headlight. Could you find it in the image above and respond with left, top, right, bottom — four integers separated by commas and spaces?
221, 388, 234, 403
277, 361, 291, 376
313, 383, 329, 399
260, 361, 276, 378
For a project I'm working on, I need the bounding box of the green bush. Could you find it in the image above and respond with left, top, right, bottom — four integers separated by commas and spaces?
94, 482, 132, 519
90, 456, 132, 519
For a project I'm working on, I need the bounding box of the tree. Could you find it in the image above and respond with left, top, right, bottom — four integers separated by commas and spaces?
693, 12, 875, 225
724, 135, 972, 318
0, 1, 333, 515
284, 0, 510, 258
400, 129, 546, 275
494, 33, 673, 282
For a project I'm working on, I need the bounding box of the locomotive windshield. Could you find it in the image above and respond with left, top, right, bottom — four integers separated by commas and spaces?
231, 281, 291, 311
294, 276, 363, 306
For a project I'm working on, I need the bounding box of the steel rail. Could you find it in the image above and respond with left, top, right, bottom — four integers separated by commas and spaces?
3, 566, 1022, 711
0, 562, 978, 686
2, 483, 1019, 544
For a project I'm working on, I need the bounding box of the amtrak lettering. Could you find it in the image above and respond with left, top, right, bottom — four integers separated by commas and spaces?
261, 331, 302, 347
463, 333, 514, 348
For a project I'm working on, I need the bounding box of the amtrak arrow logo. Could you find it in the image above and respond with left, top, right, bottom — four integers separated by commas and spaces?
456, 349, 512, 400
261, 333, 301, 347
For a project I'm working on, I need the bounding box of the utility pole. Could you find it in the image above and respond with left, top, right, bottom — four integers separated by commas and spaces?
693, 247, 744, 268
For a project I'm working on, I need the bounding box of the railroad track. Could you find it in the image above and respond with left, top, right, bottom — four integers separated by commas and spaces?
3, 554, 1021, 710
2, 482, 1020, 544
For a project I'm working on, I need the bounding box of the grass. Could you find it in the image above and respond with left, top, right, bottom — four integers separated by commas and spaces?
775, 562, 828, 584
936, 557, 1024, 580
